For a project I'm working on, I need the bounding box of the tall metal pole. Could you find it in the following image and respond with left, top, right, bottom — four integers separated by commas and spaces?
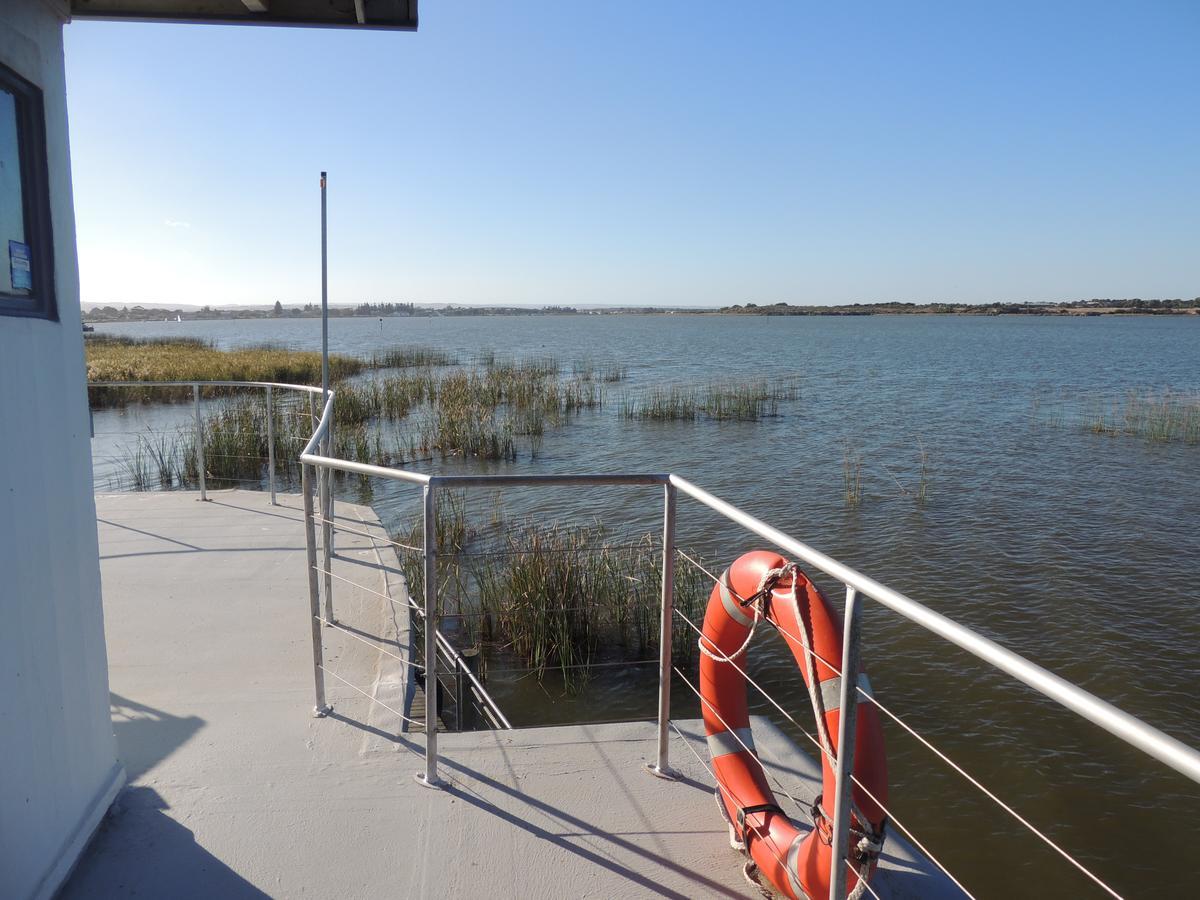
829, 586, 864, 900
319, 172, 335, 564
320, 171, 329, 401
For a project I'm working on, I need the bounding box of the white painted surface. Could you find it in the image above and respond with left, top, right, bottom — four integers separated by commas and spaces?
0, 3, 122, 898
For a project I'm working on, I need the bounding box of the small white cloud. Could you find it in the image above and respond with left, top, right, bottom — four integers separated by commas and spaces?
164, 219, 192, 229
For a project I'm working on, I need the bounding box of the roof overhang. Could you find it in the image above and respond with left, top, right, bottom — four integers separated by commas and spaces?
69, 0, 418, 30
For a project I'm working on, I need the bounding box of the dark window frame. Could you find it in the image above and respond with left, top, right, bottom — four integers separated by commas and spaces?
0, 61, 56, 322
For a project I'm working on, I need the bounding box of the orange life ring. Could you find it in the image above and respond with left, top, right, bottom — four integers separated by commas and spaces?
698, 550, 888, 899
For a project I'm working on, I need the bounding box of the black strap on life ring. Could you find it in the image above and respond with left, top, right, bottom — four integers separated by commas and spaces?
737, 802, 784, 836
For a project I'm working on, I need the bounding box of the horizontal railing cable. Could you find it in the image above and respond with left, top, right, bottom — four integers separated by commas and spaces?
441, 542, 658, 559
311, 516, 422, 553
317, 565, 412, 609
482, 658, 660, 676
319, 665, 420, 727
314, 616, 422, 670
310, 565, 511, 729
673, 552, 1125, 899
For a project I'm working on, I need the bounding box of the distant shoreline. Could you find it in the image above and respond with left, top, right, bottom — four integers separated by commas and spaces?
83, 302, 1200, 324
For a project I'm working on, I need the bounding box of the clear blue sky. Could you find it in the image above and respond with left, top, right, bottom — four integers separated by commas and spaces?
64, 1, 1198, 307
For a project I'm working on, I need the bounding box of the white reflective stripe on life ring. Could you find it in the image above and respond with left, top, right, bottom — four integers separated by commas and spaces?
818, 673, 874, 712
719, 572, 755, 627
707, 726, 757, 759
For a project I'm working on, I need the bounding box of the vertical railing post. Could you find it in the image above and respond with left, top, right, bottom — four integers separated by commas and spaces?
829, 586, 864, 900
648, 480, 678, 779
265, 385, 277, 505
192, 384, 207, 501
319, 393, 334, 624
302, 463, 330, 717
458, 648, 480, 731
325, 410, 335, 557
453, 656, 465, 732
416, 481, 445, 788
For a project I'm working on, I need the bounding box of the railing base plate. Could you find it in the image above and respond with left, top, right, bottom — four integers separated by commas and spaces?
414, 772, 446, 790
644, 763, 680, 781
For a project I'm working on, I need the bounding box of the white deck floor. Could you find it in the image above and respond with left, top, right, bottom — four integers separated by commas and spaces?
67, 489, 953, 899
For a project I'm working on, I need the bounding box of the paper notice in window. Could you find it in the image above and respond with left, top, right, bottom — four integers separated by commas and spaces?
9, 240, 31, 291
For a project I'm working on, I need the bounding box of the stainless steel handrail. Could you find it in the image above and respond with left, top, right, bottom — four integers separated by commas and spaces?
666, 474, 1200, 786
91, 377, 1200, 899
89, 379, 506, 736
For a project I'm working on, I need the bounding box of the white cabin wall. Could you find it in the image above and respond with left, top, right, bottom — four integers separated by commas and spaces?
0, 2, 123, 898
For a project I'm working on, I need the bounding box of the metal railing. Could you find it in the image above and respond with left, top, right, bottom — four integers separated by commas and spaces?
89, 379, 508, 735
92, 378, 1200, 900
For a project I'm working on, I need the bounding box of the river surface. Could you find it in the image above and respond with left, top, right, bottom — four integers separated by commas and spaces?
89, 314, 1200, 897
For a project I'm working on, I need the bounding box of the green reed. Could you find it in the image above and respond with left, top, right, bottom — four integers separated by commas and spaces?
843, 444, 864, 508
369, 345, 457, 368
916, 439, 930, 505
573, 358, 629, 383
393, 505, 709, 691
620, 386, 698, 421
1045, 390, 1200, 445
472, 523, 707, 688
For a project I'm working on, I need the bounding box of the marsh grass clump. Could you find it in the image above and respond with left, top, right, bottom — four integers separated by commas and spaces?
484, 353, 560, 378
573, 358, 628, 383
1037, 389, 1200, 445
843, 444, 864, 508
472, 524, 706, 687
409, 363, 602, 460
415, 371, 517, 460
622, 377, 798, 422
701, 376, 800, 421
106, 392, 390, 491
393, 505, 709, 691
1117, 391, 1200, 444
916, 439, 930, 505
620, 386, 698, 421
370, 345, 457, 368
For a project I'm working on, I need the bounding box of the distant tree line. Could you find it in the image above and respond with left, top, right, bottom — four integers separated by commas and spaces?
718, 298, 1200, 316
82, 302, 581, 323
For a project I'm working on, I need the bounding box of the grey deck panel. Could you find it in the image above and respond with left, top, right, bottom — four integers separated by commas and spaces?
67, 489, 957, 899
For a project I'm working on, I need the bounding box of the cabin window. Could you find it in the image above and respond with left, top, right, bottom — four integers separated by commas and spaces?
0, 61, 55, 321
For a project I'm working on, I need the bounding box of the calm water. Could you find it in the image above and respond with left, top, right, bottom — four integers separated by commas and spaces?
90, 314, 1200, 897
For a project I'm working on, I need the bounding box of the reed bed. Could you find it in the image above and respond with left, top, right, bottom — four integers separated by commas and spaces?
86, 335, 364, 407
101, 395, 389, 491
621, 376, 798, 422
474, 523, 707, 687
700, 377, 798, 421
620, 386, 698, 421
1085, 391, 1200, 444
1036, 389, 1200, 445
331, 372, 437, 426
572, 358, 629, 383
393, 503, 709, 690
369, 345, 457, 368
